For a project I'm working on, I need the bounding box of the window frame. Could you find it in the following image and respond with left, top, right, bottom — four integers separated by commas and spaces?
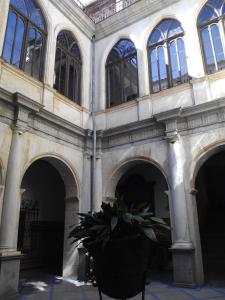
2, 1, 47, 82
147, 22, 188, 94
54, 30, 82, 105
198, 10, 225, 75
105, 39, 139, 108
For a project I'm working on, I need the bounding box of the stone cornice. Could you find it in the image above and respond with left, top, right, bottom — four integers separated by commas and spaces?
95, 0, 180, 40
100, 97, 225, 149
0, 87, 87, 150
50, 0, 95, 39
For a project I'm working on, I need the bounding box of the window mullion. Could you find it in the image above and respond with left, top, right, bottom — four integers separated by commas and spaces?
209, 25, 218, 70
58, 49, 62, 92
65, 56, 69, 98
21, 21, 30, 71
156, 47, 161, 91
10, 14, 19, 64
121, 61, 124, 103
175, 39, 182, 83
165, 42, 172, 88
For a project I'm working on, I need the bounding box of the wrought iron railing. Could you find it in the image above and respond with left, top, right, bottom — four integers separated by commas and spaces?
72, 0, 141, 23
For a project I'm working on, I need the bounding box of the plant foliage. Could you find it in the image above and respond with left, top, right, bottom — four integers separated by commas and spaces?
69, 198, 171, 250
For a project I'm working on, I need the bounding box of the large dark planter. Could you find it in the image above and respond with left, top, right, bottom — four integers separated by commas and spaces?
89, 234, 150, 299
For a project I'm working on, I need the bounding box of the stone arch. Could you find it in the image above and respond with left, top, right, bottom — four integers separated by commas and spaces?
21, 153, 81, 199
105, 156, 169, 200
192, 141, 225, 281
190, 141, 225, 188
19, 155, 80, 278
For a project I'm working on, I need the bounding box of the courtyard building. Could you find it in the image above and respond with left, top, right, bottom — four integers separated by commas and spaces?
0, 0, 225, 298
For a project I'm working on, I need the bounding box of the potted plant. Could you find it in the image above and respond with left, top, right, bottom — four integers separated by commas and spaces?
69, 199, 171, 299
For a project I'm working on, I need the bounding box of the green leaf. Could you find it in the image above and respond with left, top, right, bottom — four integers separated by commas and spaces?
143, 228, 158, 242
132, 215, 145, 223
111, 216, 118, 231
151, 217, 167, 225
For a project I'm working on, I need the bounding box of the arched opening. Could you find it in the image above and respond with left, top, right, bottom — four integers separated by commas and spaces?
196, 150, 225, 282
114, 161, 172, 280
18, 157, 79, 282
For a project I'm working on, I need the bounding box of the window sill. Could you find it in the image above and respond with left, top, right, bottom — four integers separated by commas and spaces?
54, 90, 85, 112
0, 58, 44, 88
105, 98, 138, 112
150, 82, 191, 99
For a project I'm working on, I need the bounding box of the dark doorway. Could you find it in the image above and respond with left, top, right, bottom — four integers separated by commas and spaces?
18, 159, 65, 276
115, 162, 172, 281
196, 151, 225, 281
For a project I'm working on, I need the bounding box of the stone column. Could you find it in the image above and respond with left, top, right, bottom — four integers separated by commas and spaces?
0, 185, 5, 225
0, 126, 25, 252
166, 133, 196, 287
0, 125, 25, 298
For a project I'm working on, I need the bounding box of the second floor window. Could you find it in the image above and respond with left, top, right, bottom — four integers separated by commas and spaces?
106, 39, 139, 108
3, 0, 47, 81
54, 31, 81, 105
198, 0, 225, 75
147, 19, 189, 93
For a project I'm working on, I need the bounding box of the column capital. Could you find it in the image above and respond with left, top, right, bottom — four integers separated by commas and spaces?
165, 131, 180, 144
11, 124, 27, 135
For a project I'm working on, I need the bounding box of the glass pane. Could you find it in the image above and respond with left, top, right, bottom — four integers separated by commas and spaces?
70, 42, 81, 60
107, 39, 136, 64
208, 0, 223, 9
10, 0, 28, 16
222, 3, 225, 14
108, 64, 122, 107
158, 46, 168, 90
211, 24, 225, 71
32, 31, 43, 80
12, 17, 25, 67
167, 20, 183, 38
123, 57, 138, 101
150, 48, 159, 93
54, 48, 61, 91
31, 10, 45, 30
3, 12, 17, 63
68, 59, 76, 101
26, 0, 38, 15
59, 51, 66, 95
169, 41, 180, 86
57, 31, 68, 48
177, 39, 188, 83
198, 5, 218, 25
24, 27, 36, 77
148, 29, 163, 46
201, 27, 216, 74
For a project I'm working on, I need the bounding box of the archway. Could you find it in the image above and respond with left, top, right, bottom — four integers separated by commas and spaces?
196, 149, 225, 281
18, 157, 79, 280
112, 160, 172, 280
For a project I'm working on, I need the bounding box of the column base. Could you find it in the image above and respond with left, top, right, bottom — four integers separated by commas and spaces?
171, 245, 196, 288
0, 252, 22, 299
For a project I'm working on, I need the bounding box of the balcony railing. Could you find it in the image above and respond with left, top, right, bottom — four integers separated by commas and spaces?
72, 0, 141, 23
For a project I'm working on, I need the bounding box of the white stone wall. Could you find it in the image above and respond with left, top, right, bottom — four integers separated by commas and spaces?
0, 0, 93, 129
94, 0, 225, 129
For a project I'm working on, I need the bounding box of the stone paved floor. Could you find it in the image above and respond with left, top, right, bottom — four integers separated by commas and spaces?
6, 275, 225, 300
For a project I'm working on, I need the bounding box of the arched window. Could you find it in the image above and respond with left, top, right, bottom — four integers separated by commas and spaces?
106, 39, 139, 108
198, 0, 225, 74
2, 0, 47, 81
54, 31, 81, 105
147, 19, 189, 93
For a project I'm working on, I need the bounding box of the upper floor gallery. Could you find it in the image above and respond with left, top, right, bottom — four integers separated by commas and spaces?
0, 0, 225, 129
